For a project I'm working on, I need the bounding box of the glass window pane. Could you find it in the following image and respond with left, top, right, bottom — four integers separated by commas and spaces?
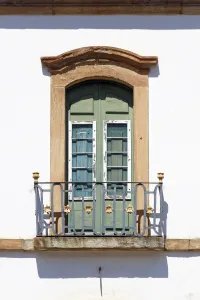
107, 167, 127, 182
71, 124, 93, 197
72, 124, 92, 138
106, 123, 128, 196
107, 153, 127, 167
72, 140, 92, 153
107, 123, 127, 137
72, 170, 92, 197
72, 154, 92, 168
107, 183, 127, 196
123, 140, 127, 151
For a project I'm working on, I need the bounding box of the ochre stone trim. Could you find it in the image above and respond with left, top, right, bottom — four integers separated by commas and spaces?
0, 239, 34, 251
165, 239, 200, 251
2, 238, 200, 251
1, 2, 200, 15
50, 67, 149, 229
41, 47, 158, 75
0, 239, 23, 251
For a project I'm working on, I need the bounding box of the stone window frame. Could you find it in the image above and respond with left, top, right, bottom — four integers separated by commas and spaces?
41, 46, 158, 229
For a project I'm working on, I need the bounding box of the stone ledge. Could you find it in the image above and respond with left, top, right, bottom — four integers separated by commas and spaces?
34, 236, 164, 251
166, 239, 200, 251
0, 237, 164, 251
0, 239, 23, 251
1, 238, 200, 252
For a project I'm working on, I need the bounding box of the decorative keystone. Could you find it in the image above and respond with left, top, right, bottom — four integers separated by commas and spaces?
33, 172, 40, 184
157, 172, 164, 183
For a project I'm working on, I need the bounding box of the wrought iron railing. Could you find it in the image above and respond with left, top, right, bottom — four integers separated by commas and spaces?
33, 172, 164, 237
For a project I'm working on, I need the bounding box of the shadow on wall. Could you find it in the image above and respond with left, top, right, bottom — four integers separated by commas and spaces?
42, 65, 50, 77
0, 251, 200, 279
0, 251, 169, 278
1, 16, 200, 30
35, 251, 169, 278
149, 65, 160, 78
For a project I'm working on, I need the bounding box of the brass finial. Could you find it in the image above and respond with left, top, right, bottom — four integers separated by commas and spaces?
157, 172, 164, 183
146, 206, 154, 215
33, 172, 40, 184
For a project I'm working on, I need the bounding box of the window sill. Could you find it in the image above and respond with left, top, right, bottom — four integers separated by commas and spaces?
34, 236, 164, 251
0, 237, 164, 251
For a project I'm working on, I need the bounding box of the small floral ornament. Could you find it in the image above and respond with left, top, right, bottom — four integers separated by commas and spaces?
126, 204, 134, 214
44, 205, 51, 215
64, 205, 72, 214
85, 205, 93, 214
105, 204, 113, 214
146, 206, 154, 215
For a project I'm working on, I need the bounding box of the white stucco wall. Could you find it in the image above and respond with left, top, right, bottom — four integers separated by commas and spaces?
0, 15, 200, 300
0, 16, 199, 238
0, 251, 200, 300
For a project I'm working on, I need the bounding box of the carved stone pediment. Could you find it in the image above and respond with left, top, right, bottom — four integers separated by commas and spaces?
41, 46, 158, 75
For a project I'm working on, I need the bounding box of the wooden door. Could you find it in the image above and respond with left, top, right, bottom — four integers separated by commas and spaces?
66, 80, 133, 234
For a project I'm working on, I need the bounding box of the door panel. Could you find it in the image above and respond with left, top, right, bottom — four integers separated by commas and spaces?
70, 96, 94, 114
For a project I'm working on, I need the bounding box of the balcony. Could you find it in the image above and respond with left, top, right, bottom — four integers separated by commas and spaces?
33, 173, 165, 241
